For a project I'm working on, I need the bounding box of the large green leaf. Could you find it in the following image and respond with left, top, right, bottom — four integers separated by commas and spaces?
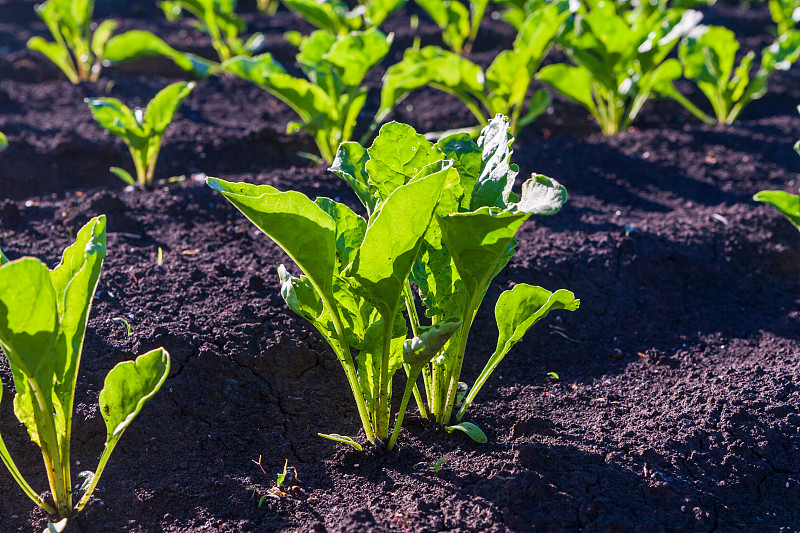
207, 178, 338, 302
348, 165, 449, 314
438, 208, 528, 300
99, 348, 170, 444
49, 216, 106, 435
754, 190, 800, 232
27, 37, 78, 83
0, 258, 59, 380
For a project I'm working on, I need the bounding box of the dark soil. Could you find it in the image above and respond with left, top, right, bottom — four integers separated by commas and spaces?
1, 1, 799, 532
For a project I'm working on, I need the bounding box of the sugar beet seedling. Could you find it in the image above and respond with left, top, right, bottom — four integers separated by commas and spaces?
0, 216, 170, 522
86, 81, 195, 188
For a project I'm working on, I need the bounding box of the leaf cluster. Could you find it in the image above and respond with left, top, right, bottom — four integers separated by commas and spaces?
85, 82, 195, 187
209, 115, 577, 450
537, 3, 702, 134
0, 217, 170, 520
661, 26, 800, 124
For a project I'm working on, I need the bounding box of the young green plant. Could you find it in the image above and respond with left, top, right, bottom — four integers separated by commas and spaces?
414, 0, 487, 55
281, 0, 406, 34
379, 5, 572, 137
85, 81, 195, 187
223, 28, 392, 163
332, 114, 579, 436
27, 0, 117, 83
207, 128, 460, 448
662, 26, 800, 124
0, 216, 170, 520
537, 4, 702, 134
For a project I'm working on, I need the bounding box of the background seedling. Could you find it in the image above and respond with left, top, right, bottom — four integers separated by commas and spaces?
86, 82, 195, 188
27, 0, 117, 83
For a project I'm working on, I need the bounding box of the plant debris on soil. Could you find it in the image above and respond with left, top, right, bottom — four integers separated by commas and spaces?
1, 0, 799, 531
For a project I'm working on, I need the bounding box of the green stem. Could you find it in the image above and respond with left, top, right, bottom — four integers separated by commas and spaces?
29, 380, 71, 518
376, 313, 394, 440
387, 364, 424, 450
74, 438, 118, 513
402, 283, 428, 418
144, 138, 163, 188
318, 291, 376, 443
0, 432, 56, 514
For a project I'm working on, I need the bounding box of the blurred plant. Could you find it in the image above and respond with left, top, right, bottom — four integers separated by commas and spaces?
86, 82, 195, 187
661, 26, 800, 124
414, 0, 487, 55
537, 4, 702, 134
281, 0, 406, 34
769, 0, 800, 35
379, 5, 573, 137
27, 0, 117, 83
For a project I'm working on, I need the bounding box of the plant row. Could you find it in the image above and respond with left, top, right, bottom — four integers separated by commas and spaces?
19, 0, 800, 184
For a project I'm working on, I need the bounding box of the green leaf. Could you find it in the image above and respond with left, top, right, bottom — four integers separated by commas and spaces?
439, 209, 528, 299
348, 164, 449, 314
325, 28, 392, 87
317, 433, 363, 451
514, 174, 567, 215
85, 97, 144, 138
329, 141, 378, 215
471, 114, 519, 210
207, 178, 338, 302
0, 258, 59, 381
90, 19, 118, 60
281, 0, 351, 34
104, 30, 216, 77
493, 284, 579, 360
0, 248, 8, 265
754, 190, 800, 232
110, 167, 136, 185
315, 198, 368, 270
27, 37, 78, 83
0, 131, 7, 151
144, 81, 196, 133
50, 216, 106, 433
365, 122, 444, 199
537, 64, 597, 114
379, 46, 485, 120
445, 422, 487, 443
99, 347, 171, 443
